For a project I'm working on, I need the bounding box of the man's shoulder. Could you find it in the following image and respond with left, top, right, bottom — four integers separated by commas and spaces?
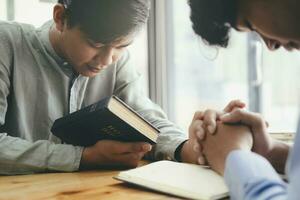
0, 20, 19, 28
0, 20, 35, 42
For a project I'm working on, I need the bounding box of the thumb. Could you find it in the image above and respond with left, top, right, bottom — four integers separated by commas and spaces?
220, 109, 258, 127
223, 100, 246, 113
219, 113, 238, 123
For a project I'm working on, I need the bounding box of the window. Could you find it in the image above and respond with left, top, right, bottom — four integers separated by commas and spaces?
260, 48, 300, 132
0, 0, 7, 20
166, 0, 249, 131
127, 28, 149, 95
14, 0, 55, 27
165, 0, 300, 132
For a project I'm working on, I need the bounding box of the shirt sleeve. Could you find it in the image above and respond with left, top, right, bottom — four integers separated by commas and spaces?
114, 51, 188, 161
286, 124, 300, 200
0, 24, 83, 175
224, 150, 287, 200
0, 134, 83, 175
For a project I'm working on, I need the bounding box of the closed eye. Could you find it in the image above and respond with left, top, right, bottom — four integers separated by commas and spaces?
87, 39, 132, 50
116, 42, 132, 49
86, 39, 105, 49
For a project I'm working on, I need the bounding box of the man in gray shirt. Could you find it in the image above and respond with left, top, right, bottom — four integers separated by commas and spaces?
0, 0, 210, 174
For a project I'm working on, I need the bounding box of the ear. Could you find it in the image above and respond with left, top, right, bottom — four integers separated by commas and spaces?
53, 4, 66, 33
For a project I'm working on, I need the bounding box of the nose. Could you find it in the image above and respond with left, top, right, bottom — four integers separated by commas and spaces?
93, 47, 114, 67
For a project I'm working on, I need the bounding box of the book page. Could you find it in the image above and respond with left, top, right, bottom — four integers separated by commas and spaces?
116, 161, 228, 200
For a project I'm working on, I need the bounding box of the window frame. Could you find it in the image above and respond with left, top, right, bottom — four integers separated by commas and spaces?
148, 0, 170, 112
6, 0, 14, 20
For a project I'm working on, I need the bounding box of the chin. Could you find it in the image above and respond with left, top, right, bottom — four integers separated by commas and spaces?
80, 71, 100, 77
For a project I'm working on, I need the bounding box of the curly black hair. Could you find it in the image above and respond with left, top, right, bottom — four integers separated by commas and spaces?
57, 0, 150, 44
189, 0, 237, 47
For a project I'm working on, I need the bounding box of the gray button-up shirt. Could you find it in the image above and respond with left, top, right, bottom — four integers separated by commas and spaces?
0, 21, 187, 175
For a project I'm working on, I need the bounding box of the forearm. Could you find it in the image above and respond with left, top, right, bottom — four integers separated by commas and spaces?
113, 52, 188, 161
265, 139, 290, 174
0, 133, 83, 175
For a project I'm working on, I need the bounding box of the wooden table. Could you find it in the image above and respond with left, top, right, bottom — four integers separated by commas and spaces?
0, 162, 182, 200
0, 133, 293, 200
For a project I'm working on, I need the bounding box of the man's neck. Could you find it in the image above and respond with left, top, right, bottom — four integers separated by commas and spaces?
49, 25, 65, 60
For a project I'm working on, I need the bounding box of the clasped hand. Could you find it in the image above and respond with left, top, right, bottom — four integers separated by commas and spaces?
187, 100, 272, 174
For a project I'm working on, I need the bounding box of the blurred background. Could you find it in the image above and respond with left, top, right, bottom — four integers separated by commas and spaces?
1, 0, 299, 133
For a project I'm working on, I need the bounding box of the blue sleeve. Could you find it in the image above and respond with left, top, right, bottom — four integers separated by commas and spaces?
224, 150, 287, 200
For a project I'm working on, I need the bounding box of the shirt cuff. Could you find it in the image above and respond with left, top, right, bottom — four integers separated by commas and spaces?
154, 135, 188, 161
174, 140, 188, 162
47, 144, 84, 172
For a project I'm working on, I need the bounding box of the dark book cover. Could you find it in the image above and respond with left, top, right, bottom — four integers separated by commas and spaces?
51, 96, 158, 147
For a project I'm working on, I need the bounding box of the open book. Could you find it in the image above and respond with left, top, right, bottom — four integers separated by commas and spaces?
115, 161, 228, 200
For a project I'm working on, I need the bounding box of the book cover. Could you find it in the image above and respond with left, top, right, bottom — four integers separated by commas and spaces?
51, 96, 159, 146
115, 161, 229, 200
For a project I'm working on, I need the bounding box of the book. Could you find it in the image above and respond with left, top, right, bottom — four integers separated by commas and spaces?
115, 161, 229, 200
51, 95, 159, 146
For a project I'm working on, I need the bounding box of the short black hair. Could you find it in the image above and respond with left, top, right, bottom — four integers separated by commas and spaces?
57, 0, 150, 44
189, 0, 237, 47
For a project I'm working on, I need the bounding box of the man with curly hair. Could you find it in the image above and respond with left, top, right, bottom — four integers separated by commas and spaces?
188, 0, 300, 199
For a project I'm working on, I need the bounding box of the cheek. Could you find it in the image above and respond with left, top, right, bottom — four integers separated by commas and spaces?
68, 45, 97, 65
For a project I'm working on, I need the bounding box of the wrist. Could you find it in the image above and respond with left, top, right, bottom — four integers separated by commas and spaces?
252, 132, 274, 157
79, 147, 93, 170
264, 139, 290, 173
179, 140, 194, 163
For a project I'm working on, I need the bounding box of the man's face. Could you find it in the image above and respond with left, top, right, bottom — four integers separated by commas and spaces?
235, 0, 300, 51
59, 26, 133, 77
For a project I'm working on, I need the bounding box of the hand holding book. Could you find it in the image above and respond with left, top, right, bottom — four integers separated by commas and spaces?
51, 96, 159, 146
80, 140, 152, 169
51, 96, 158, 169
